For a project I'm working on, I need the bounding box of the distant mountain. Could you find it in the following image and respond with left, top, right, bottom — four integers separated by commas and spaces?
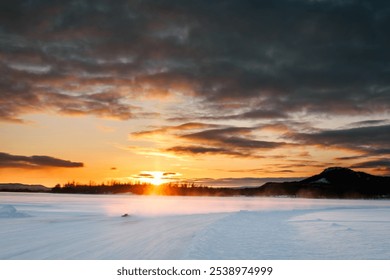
0, 183, 50, 192
257, 167, 390, 198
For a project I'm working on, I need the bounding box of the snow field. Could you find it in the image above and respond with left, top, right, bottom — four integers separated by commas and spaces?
1, 193, 390, 259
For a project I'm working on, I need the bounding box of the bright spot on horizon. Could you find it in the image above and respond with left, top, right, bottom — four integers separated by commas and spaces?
137, 171, 168, 186
150, 171, 164, 186
133, 171, 182, 186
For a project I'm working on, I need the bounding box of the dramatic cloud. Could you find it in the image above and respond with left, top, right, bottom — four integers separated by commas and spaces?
283, 124, 390, 173
351, 159, 390, 169
351, 159, 390, 175
1, 0, 390, 123
132, 122, 218, 138
180, 127, 287, 153
0, 152, 84, 168
2, 0, 390, 177
344, 120, 390, 129
289, 124, 390, 153
132, 123, 289, 158
132, 120, 389, 166
166, 145, 248, 157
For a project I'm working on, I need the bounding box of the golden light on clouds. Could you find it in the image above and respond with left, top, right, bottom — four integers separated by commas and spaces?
1, 1, 390, 187
132, 171, 182, 186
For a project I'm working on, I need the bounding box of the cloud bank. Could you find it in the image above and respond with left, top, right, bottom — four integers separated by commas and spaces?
1, 0, 389, 122
0, 152, 84, 168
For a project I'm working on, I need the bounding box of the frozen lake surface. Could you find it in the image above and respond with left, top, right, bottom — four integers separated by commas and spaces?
1, 192, 390, 259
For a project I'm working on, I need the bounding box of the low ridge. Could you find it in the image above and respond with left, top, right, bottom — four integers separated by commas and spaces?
259, 167, 390, 198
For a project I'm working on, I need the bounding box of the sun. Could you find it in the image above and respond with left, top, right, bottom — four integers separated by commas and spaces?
136, 171, 165, 186
134, 171, 181, 186
150, 171, 164, 186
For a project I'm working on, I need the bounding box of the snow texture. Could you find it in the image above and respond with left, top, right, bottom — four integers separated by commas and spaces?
0, 193, 389, 259
0, 205, 30, 218
312, 178, 330, 184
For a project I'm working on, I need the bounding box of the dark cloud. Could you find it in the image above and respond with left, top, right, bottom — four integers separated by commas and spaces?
166, 145, 248, 157
0, 67, 144, 122
137, 173, 154, 178
181, 127, 287, 151
335, 155, 367, 161
351, 159, 390, 169
0, 152, 84, 168
344, 119, 390, 128
336, 148, 390, 160
369, 148, 390, 156
163, 172, 177, 176
231, 109, 288, 120
132, 122, 289, 158
1, 0, 390, 122
133, 171, 180, 180
351, 159, 390, 175
285, 124, 390, 171
132, 122, 218, 137
289, 124, 390, 153
197, 109, 288, 121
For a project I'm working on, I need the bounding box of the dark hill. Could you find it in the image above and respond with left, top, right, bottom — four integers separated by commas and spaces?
0, 183, 50, 192
256, 167, 390, 198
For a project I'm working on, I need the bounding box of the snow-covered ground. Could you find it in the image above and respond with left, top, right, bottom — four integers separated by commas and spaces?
1, 192, 390, 259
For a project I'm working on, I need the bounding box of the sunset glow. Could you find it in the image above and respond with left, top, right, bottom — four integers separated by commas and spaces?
1, 1, 389, 187
150, 173, 164, 186
139, 171, 165, 186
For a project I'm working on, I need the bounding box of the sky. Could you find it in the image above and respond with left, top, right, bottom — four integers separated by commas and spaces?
1, 0, 390, 187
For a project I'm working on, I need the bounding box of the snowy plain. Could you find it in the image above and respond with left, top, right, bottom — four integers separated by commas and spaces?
1, 192, 390, 260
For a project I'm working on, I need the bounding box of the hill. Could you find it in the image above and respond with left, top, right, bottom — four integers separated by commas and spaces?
0, 183, 50, 192
257, 167, 390, 198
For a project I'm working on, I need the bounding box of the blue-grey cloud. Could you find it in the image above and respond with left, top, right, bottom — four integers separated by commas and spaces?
350, 159, 390, 175
0, 152, 84, 168
289, 124, 390, 151
133, 123, 290, 158
166, 145, 249, 157
351, 159, 390, 169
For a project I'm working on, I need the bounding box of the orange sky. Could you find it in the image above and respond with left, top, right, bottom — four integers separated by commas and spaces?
1, 1, 390, 187
1, 110, 388, 187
